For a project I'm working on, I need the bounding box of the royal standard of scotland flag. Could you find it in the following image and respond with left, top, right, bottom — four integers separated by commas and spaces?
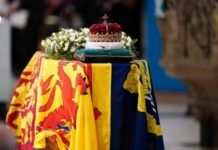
7, 52, 164, 150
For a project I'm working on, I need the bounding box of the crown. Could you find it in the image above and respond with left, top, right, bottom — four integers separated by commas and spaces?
89, 14, 122, 42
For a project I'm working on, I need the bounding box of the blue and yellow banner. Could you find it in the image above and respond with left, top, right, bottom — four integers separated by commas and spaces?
6, 52, 164, 150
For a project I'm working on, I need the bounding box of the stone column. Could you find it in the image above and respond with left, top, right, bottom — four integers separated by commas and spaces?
158, 0, 218, 148
0, 17, 11, 102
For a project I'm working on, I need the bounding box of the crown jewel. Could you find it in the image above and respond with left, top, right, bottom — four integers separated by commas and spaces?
89, 14, 122, 42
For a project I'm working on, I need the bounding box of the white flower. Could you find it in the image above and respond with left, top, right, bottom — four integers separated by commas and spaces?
85, 37, 89, 41
70, 36, 75, 41
127, 36, 131, 41
41, 27, 137, 59
63, 47, 67, 51
82, 28, 89, 33
55, 45, 58, 52
126, 41, 131, 47
70, 46, 77, 52
46, 39, 51, 44
63, 42, 69, 51
63, 35, 68, 41
59, 35, 63, 41
77, 36, 82, 41
51, 41, 56, 48
41, 40, 46, 46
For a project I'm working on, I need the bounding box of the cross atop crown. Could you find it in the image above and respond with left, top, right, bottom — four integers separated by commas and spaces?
102, 14, 109, 24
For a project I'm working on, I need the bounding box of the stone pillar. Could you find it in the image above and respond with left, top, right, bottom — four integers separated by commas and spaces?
158, 0, 218, 148
0, 17, 11, 102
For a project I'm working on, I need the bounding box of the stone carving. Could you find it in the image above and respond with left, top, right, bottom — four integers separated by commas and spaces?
160, 0, 218, 61
158, 0, 218, 147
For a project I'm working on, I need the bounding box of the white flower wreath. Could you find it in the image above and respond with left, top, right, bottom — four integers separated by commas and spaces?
41, 28, 137, 59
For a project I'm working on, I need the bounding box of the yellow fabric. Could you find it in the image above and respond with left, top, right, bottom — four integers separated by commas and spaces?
7, 52, 162, 149
72, 87, 98, 150
91, 64, 112, 150
34, 131, 66, 149
123, 60, 162, 136
6, 52, 42, 144
7, 52, 98, 150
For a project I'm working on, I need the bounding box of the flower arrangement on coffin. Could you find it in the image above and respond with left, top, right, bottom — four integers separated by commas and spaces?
41, 28, 138, 60
121, 32, 138, 54
41, 28, 89, 59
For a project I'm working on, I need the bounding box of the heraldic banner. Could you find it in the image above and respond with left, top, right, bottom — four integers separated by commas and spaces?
6, 52, 164, 150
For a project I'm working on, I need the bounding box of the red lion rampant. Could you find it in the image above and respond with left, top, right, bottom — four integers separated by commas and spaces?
37, 61, 101, 147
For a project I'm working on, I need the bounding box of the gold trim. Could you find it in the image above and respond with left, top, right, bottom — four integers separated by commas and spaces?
89, 33, 121, 42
